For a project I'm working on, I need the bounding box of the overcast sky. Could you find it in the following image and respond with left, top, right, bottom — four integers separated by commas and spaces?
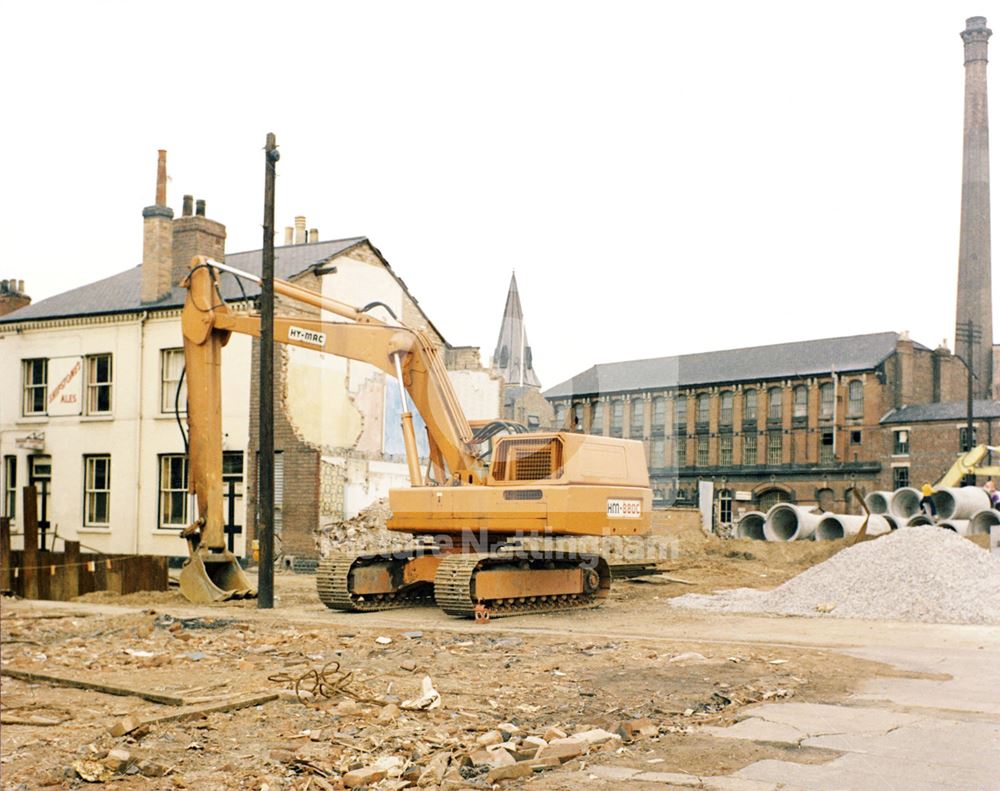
3, 2, 998, 390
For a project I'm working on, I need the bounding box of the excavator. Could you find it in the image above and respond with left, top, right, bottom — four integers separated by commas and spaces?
177, 256, 652, 617
933, 444, 1000, 488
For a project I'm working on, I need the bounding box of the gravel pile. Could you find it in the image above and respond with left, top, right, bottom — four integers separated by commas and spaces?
670, 526, 1000, 624
315, 499, 414, 557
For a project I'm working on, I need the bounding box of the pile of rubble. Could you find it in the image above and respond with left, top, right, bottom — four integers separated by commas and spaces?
671, 525, 1000, 624
315, 499, 414, 558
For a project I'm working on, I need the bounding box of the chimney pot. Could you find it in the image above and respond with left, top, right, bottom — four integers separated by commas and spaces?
183, 195, 194, 217
156, 150, 167, 206
18, 279, 24, 293
294, 215, 306, 245
196, 199, 206, 217
1, 280, 7, 292
308, 228, 318, 243
284, 227, 294, 245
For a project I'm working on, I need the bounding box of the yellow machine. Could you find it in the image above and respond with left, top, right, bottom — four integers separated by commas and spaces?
934, 444, 1000, 489
178, 257, 652, 616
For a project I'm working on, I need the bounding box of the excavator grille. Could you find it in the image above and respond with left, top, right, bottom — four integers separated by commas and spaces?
492, 438, 562, 481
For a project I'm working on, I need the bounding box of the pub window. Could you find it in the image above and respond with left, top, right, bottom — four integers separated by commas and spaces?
83, 455, 111, 527
158, 454, 188, 528
22, 358, 48, 416
86, 353, 113, 415
160, 349, 187, 414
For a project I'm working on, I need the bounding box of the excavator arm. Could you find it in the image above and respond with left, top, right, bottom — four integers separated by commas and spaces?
178, 256, 484, 602
934, 444, 1000, 489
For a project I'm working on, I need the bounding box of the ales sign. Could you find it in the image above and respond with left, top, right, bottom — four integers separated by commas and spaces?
48, 356, 83, 416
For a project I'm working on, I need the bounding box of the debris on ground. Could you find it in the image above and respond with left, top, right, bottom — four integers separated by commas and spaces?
670, 526, 1000, 624
315, 499, 415, 557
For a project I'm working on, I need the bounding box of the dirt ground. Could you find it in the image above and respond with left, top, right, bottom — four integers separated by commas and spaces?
0, 528, 914, 790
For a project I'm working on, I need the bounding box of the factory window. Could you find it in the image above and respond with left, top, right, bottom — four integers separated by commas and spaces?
675, 437, 687, 467
696, 393, 710, 425
572, 403, 584, 432
719, 434, 733, 466
767, 430, 783, 465
22, 358, 48, 416
850, 430, 863, 445
819, 383, 834, 419
610, 400, 624, 436
718, 490, 733, 525
719, 391, 734, 427
892, 466, 910, 489
696, 435, 709, 466
847, 380, 863, 417
590, 401, 603, 435
820, 431, 834, 463
83, 455, 111, 527
793, 386, 807, 419
160, 349, 187, 414
3, 456, 15, 520
675, 396, 688, 432
893, 430, 909, 455
743, 389, 757, 422
158, 454, 188, 529
651, 397, 666, 432
553, 404, 567, 430
767, 387, 782, 421
742, 433, 757, 465
630, 400, 644, 437
959, 426, 977, 451
85, 353, 113, 415
650, 437, 665, 468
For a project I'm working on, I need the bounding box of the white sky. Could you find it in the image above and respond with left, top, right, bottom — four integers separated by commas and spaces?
3, 2, 998, 390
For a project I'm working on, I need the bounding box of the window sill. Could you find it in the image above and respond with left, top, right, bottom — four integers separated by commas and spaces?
16, 416, 48, 424
153, 527, 185, 535
155, 413, 187, 421
80, 415, 115, 423
78, 526, 111, 533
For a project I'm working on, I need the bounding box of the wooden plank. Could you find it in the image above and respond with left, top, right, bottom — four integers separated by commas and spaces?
0, 517, 11, 592
0, 667, 189, 706
21, 485, 38, 600
107, 693, 279, 736
63, 541, 80, 601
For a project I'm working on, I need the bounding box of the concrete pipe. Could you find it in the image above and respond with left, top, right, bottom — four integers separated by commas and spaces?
930, 487, 991, 520
889, 487, 923, 519
906, 514, 935, 527
969, 509, 1000, 536
815, 514, 891, 541
937, 519, 971, 536
735, 511, 767, 541
864, 491, 894, 514
764, 503, 825, 541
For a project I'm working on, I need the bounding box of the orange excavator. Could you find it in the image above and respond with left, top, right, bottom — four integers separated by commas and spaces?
178, 256, 651, 617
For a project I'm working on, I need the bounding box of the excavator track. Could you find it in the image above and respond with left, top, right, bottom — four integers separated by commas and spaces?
316, 550, 436, 612
434, 551, 611, 618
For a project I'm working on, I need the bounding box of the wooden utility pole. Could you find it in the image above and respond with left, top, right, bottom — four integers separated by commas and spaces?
258, 132, 278, 609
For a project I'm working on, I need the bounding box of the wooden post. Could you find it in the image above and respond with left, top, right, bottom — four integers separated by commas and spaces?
63, 541, 80, 600
259, 131, 278, 609
22, 485, 38, 600
0, 517, 11, 592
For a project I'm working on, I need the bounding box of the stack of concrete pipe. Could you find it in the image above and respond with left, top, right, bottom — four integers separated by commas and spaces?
732, 484, 998, 542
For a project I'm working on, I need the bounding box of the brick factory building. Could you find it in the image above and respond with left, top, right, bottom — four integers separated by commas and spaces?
543, 332, 971, 528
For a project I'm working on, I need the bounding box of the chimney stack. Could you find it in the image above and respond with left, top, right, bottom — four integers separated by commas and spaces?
956, 16, 995, 397
140, 150, 175, 303
0, 277, 31, 316
171, 196, 226, 285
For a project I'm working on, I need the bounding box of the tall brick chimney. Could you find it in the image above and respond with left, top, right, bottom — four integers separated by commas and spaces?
140, 150, 175, 303
171, 196, 226, 285
956, 16, 995, 397
0, 278, 30, 316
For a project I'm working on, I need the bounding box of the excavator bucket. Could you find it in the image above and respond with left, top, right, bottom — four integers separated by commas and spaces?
179, 549, 257, 603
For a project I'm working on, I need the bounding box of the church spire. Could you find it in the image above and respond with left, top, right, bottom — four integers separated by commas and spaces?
491, 272, 541, 388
